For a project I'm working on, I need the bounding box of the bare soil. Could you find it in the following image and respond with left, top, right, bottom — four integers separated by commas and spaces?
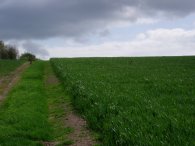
0, 62, 29, 101
66, 112, 96, 146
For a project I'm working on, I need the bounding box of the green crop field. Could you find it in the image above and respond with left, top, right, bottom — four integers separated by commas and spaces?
0, 60, 24, 77
51, 57, 195, 146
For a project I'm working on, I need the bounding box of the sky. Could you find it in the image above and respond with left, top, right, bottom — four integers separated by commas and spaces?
1, 0, 195, 59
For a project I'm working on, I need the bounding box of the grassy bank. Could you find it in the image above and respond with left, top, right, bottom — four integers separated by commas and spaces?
0, 61, 52, 146
51, 57, 195, 146
0, 60, 24, 77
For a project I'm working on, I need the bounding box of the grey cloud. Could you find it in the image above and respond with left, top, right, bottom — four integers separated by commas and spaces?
141, 0, 195, 14
0, 0, 137, 40
22, 41, 49, 58
0, 0, 195, 40
99, 29, 110, 37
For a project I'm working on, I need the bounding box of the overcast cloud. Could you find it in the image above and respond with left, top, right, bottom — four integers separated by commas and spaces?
1, 0, 195, 40
0, 0, 195, 58
22, 41, 49, 59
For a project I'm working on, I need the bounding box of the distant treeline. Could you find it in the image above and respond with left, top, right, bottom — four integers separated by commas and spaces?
0, 40, 18, 59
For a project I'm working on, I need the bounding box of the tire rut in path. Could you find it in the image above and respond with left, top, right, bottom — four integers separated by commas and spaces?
0, 62, 29, 101
45, 65, 97, 146
65, 112, 96, 146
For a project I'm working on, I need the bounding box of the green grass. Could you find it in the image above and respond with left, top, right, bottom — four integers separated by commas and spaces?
0, 60, 24, 77
0, 61, 52, 146
51, 56, 195, 146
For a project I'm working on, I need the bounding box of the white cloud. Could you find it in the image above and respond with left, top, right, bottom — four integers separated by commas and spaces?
48, 28, 195, 58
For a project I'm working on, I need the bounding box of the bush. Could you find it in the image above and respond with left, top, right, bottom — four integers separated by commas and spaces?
20, 53, 36, 64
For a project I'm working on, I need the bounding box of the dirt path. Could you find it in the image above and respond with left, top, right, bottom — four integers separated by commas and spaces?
66, 112, 96, 146
45, 63, 97, 146
0, 62, 29, 101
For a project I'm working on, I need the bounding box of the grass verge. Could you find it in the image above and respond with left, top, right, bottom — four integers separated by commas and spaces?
0, 60, 24, 77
